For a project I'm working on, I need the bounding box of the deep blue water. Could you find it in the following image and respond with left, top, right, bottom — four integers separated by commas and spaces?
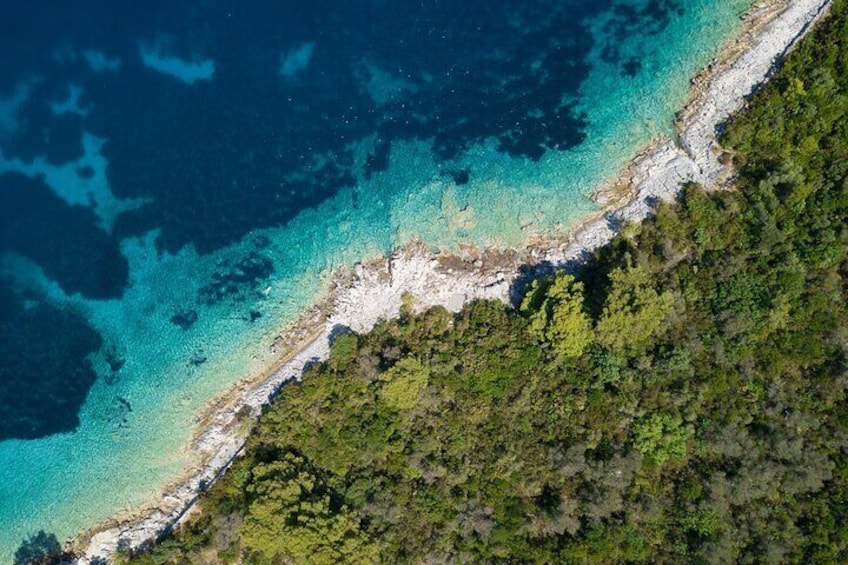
0, 0, 685, 444
0, 0, 750, 558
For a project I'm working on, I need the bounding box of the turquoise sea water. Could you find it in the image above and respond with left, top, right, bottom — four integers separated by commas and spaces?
0, 0, 751, 560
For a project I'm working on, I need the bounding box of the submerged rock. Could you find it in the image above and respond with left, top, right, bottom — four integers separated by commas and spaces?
170, 309, 199, 330
190, 350, 208, 366
105, 347, 126, 373
453, 169, 470, 185
199, 252, 274, 305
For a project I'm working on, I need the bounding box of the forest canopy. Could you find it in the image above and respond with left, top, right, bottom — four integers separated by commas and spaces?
118, 2, 848, 564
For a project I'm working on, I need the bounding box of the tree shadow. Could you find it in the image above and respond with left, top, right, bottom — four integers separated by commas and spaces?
13, 530, 71, 565
606, 211, 626, 232
508, 257, 587, 309
328, 323, 354, 345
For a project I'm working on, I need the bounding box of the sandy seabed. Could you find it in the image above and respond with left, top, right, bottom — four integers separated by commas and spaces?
74, 0, 832, 561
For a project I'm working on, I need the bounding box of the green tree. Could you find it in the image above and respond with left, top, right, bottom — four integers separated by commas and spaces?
379, 357, 429, 410
240, 453, 378, 565
633, 413, 691, 466
523, 274, 593, 358
595, 266, 675, 354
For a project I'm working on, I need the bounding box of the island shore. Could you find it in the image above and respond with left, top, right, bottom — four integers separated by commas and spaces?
73, 0, 832, 561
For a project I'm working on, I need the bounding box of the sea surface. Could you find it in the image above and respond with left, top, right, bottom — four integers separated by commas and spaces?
0, 0, 751, 560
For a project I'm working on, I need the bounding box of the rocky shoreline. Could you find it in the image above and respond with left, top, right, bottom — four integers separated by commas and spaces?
73, 0, 832, 561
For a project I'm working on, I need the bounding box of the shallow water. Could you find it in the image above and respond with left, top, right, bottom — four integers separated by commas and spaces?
0, 0, 751, 559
